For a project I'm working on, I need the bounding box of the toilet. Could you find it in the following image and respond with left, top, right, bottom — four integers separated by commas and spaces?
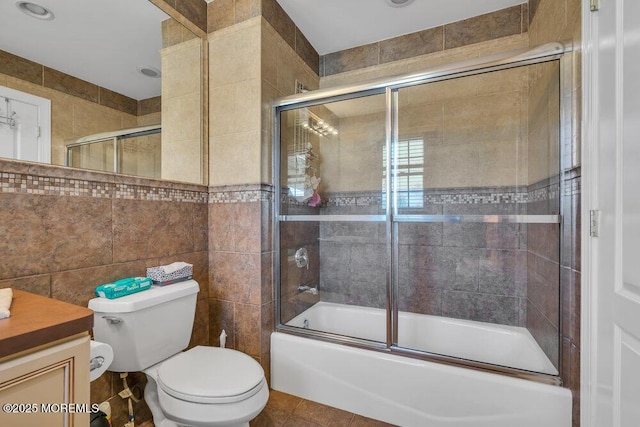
88, 280, 268, 427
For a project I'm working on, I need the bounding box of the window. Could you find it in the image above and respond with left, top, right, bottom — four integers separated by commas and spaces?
383, 137, 424, 209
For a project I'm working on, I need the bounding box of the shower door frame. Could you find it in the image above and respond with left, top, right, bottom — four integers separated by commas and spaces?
273, 42, 573, 386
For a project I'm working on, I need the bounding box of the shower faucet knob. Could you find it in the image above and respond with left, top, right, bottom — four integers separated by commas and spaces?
294, 247, 309, 269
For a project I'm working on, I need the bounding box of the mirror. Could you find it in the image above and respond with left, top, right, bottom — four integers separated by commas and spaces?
0, 0, 206, 184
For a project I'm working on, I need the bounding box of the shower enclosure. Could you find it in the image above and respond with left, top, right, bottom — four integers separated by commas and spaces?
274, 43, 570, 383
66, 124, 161, 178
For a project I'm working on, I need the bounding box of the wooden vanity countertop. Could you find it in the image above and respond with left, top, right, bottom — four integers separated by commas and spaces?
0, 290, 94, 359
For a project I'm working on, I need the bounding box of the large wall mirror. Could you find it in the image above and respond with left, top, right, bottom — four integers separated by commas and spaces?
0, 0, 206, 185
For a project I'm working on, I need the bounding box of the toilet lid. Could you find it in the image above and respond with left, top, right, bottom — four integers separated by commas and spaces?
157, 346, 265, 404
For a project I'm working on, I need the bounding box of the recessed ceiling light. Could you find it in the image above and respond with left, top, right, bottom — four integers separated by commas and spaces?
137, 66, 161, 79
16, 1, 55, 20
385, 0, 415, 7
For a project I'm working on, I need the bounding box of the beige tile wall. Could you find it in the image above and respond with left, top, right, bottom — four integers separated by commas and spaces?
207, 15, 319, 381
208, 18, 262, 186
317, 37, 531, 192
161, 37, 204, 184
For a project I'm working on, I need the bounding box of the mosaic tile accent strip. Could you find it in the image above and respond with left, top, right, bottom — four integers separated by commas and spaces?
115, 184, 208, 203
323, 191, 384, 207
280, 180, 570, 208
208, 184, 274, 204
0, 172, 208, 203
563, 167, 581, 195
0, 172, 114, 198
570, 177, 581, 195
528, 184, 560, 203
421, 190, 528, 205
285, 187, 530, 208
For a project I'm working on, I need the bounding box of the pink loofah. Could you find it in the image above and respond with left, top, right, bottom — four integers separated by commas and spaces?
308, 189, 321, 207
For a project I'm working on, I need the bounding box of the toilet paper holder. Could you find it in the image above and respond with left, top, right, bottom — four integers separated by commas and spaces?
89, 340, 114, 382
90, 355, 106, 372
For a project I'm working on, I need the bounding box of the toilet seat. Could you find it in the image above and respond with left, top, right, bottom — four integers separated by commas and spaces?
157, 346, 265, 404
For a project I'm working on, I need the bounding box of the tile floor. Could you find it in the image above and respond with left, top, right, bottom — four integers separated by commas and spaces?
137, 389, 397, 427
250, 390, 397, 427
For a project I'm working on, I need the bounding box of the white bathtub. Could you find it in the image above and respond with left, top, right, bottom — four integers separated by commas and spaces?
271, 302, 571, 427
286, 302, 558, 375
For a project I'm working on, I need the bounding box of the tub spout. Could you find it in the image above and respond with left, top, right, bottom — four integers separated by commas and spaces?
297, 284, 318, 295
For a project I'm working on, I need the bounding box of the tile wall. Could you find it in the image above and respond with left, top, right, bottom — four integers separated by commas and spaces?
310, 189, 529, 327
0, 1, 582, 425
320, 4, 529, 77
153, 0, 207, 35
283, 54, 532, 328
0, 51, 160, 166
161, 37, 204, 184
526, 59, 562, 371
528, 0, 582, 425
206, 1, 320, 381
207, 0, 318, 73
0, 159, 209, 427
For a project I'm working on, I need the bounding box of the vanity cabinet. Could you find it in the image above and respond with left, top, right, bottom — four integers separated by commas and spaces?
0, 290, 94, 427
0, 334, 90, 426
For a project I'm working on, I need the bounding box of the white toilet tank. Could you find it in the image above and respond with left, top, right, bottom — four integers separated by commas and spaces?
88, 280, 199, 372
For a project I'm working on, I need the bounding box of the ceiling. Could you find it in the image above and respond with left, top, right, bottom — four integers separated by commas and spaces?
0, 0, 167, 100
0, 0, 525, 101
276, 0, 525, 55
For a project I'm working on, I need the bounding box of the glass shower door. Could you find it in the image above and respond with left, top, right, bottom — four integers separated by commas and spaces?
277, 93, 390, 345
392, 63, 562, 375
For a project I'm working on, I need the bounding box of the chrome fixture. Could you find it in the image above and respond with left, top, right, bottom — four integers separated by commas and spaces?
16, 1, 55, 20
102, 315, 123, 325
294, 247, 309, 269
299, 109, 337, 137
0, 98, 16, 129
297, 284, 318, 295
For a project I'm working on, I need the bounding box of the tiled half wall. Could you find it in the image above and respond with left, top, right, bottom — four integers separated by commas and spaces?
207, 184, 274, 381
0, 159, 209, 427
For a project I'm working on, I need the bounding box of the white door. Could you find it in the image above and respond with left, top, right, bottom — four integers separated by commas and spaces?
0, 86, 51, 163
584, 0, 640, 426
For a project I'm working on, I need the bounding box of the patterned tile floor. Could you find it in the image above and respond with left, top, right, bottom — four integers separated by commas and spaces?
250, 390, 397, 427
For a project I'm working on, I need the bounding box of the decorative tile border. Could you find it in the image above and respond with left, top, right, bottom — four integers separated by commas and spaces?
0, 171, 577, 206
0, 172, 208, 203
208, 184, 274, 204
421, 190, 527, 205
286, 187, 530, 208
528, 184, 560, 203
115, 183, 208, 203
0, 172, 114, 198
281, 180, 567, 208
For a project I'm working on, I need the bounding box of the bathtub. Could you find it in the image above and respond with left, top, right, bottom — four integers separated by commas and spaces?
271, 302, 571, 427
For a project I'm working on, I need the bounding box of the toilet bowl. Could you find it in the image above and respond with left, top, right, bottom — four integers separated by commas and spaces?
144, 346, 268, 427
88, 280, 268, 427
